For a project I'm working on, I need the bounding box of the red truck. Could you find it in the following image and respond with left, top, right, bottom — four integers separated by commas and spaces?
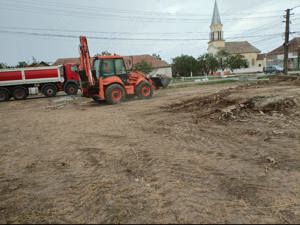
0, 64, 80, 102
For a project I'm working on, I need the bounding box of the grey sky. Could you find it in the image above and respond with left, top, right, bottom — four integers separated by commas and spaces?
0, 0, 299, 65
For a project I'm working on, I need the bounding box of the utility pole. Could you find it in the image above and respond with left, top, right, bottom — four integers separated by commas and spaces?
283, 9, 291, 75
297, 45, 300, 71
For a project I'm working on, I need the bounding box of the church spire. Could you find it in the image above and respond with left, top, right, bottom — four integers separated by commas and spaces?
211, 0, 222, 25
208, 0, 225, 53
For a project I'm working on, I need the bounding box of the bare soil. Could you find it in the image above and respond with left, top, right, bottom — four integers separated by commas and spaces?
0, 79, 300, 224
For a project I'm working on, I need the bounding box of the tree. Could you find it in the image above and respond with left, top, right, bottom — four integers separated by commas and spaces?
16, 61, 29, 68
227, 54, 248, 72
152, 53, 162, 61
197, 54, 219, 75
172, 55, 199, 77
133, 60, 153, 74
101, 51, 112, 56
0, 63, 8, 69
216, 49, 230, 71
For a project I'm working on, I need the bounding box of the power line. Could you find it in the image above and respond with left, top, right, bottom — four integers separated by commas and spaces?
0, 29, 289, 41
0, 30, 208, 41
1, 0, 284, 18
291, 4, 300, 10
0, 1, 283, 23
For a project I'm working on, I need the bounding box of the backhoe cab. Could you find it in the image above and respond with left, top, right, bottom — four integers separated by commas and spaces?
79, 36, 155, 104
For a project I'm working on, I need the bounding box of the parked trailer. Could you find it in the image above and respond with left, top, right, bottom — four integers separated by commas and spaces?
0, 64, 80, 102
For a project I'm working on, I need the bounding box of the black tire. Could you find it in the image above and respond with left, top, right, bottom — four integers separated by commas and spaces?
0, 88, 10, 102
105, 84, 125, 105
65, 83, 78, 96
43, 85, 57, 97
12, 87, 28, 100
136, 81, 153, 99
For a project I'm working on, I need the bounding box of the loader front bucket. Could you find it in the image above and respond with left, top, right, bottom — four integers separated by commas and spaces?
150, 76, 171, 89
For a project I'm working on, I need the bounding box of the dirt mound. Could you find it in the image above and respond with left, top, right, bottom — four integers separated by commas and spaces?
164, 87, 297, 121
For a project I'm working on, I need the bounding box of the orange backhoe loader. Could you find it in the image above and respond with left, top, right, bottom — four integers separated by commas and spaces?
79, 36, 157, 104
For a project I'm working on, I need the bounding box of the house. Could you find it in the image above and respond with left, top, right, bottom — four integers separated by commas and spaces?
208, 0, 266, 72
53, 55, 172, 78
123, 55, 172, 78
53, 58, 80, 66
267, 37, 300, 70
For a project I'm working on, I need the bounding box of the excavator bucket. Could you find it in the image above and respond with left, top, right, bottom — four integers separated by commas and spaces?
150, 75, 172, 89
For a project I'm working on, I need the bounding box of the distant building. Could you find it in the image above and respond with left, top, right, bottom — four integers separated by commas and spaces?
208, 0, 266, 72
267, 37, 300, 70
53, 54, 172, 78
123, 55, 172, 78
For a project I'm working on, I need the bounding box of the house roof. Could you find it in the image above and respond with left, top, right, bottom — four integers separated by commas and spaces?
257, 53, 266, 60
268, 37, 300, 56
123, 55, 170, 70
53, 58, 80, 66
53, 55, 170, 70
225, 41, 261, 54
211, 0, 222, 25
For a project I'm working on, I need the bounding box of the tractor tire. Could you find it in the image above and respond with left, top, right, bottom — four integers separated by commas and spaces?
105, 84, 125, 105
43, 85, 57, 98
136, 81, 153, 99
65, 83, 79, 96
12, 87, 28, 100
0, 88, 10, 102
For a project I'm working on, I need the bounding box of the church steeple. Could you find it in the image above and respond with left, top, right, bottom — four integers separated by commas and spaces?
209, 0, 224, 43
211, 0, 222, 25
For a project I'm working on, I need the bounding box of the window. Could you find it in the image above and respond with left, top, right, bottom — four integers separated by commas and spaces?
70, 65, 78, 72
93, 59, 101, 78
115, 59, 127, 75
101, 60, 115, 76
252, 59, 255, 66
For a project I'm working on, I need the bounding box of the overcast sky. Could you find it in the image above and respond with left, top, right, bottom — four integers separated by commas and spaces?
0, 0, 299, 65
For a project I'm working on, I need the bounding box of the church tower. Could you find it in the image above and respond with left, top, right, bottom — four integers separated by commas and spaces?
208, 0, 225, 55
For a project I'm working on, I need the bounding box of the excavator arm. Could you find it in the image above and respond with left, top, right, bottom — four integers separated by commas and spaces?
79, 36, 95, 87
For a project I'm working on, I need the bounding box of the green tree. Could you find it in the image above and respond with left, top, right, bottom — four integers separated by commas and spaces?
0, 63, 8, 69
216, 49, 230, 71
101, 51, 112, 56
152, 53, 162, 61
172, 55, 199, 77
16, 61, 29, 68
197, 54, 219, 75
133, 60, 153, 74
227, 54, 248, 72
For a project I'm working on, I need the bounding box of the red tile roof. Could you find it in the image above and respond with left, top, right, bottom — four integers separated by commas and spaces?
123, 55, 170, 70
53, 58, 80, 66
268, 37, 300, 56
53, 55, 170, 70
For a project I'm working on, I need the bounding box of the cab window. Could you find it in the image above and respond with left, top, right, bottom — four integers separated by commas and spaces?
115, 59, 127, 75
93, 59, 101, 78
101, 60, 115, 76
70, 65, 78, 72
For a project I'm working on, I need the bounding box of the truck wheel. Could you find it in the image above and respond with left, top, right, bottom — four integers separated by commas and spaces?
65, 83, 78, 95
0, 88, 10, 102
136, 81, 153, 99
43, 85, 57, 97
105, 84, 125, 105
12, 87, 28, 100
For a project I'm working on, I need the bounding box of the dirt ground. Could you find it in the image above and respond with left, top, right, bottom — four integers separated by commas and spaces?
0, 79, 300, 224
